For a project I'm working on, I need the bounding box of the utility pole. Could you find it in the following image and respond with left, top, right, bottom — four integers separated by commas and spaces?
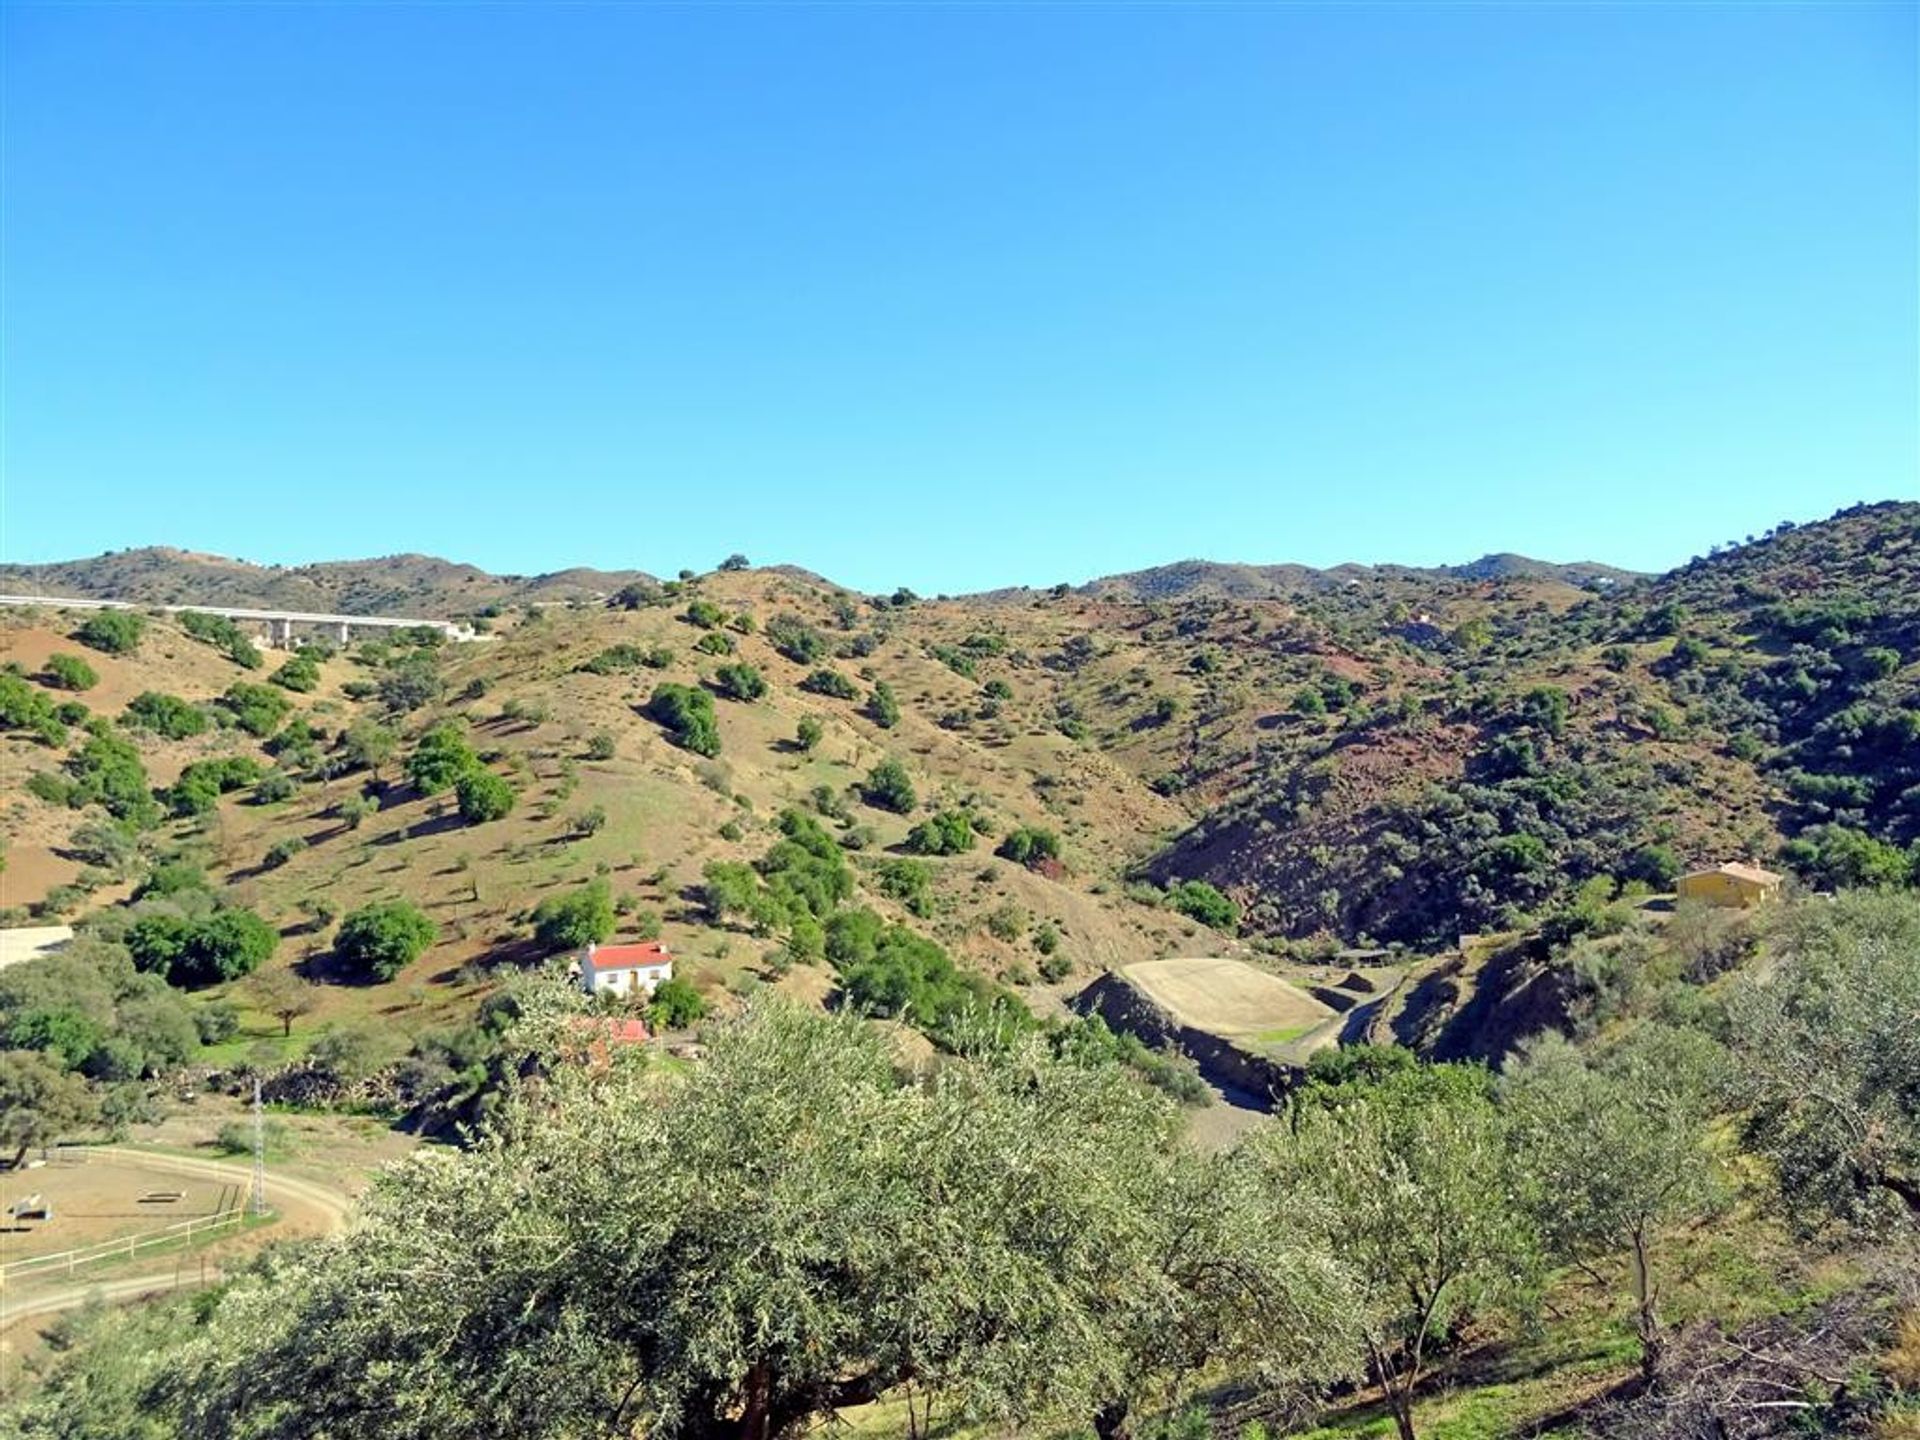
250, 1078, 267, 1217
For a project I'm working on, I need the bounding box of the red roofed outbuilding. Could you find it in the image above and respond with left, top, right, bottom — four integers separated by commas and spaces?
577, 941, 673, 998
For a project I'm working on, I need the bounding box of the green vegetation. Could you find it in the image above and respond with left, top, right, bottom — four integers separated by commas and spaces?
218, 681, 292, 737
712, 662, 767, 701
1167, 879, 1238, 932
997, 826, 1062, 868
166, 756, 261, 816
904, 808, 976, 855
126, 907, 279, 988
862, 757, 916, 814
125, 690, 209, 739
532, 878, 616, 952
455, 766, 517, 823
866, 679, 900, 728
178, 610, 263, 667
271, 651, 322, 692
43, 652, 97, 691
334, 901, 439, 982
646, 682, 721, 756
407, 722, 480, 794
0, 672, 68, 746
74, 610, 145, 655
800, 667, 858, 699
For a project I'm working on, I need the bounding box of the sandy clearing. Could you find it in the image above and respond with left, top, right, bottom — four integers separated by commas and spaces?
1118, 957, 1334, 1038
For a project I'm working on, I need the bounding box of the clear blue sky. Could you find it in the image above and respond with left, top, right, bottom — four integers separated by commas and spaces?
3, 3, 1914, 593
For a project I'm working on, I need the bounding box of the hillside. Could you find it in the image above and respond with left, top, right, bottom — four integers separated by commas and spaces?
4, 505, 1914, 978
0, 547, 655, 616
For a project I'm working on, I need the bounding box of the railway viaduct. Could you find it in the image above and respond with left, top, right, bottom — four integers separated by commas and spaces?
0, 594, 486, 647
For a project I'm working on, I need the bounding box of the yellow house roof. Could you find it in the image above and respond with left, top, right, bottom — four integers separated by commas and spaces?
1683, 862, 1784, 886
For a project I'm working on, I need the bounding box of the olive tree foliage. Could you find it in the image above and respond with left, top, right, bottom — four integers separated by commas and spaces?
1252, 1063, 1539, 1440
1502, 1025, 1728, 1381
86, 1004, 1349, 1440
1724, 891, 1920, 1232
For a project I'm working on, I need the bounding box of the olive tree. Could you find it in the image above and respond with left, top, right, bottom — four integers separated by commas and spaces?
1725, 892, 1920, 1231
1253, 1062, 1539, 1440
1502, 1025, 1728, 1380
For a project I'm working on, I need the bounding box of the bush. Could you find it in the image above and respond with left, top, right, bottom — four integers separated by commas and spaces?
585, 732, 617, 761
996, 826, 1061, 868
905, 810, 976, 856
166, 757, 261, 816
179, 611, 263, 668
218, 682, 291, 737
767, 614, 826, 665
0, 672, 68, 746
271, 654, 321, 693
532, 879, 616, 952
862, 759, 917, 814
1167, 880, 1239, 933
455, 768, 517, 823
43, 653, 97, 692
338, 794, 374, 830
378, 658, 443, 713
795, 716, 824, 752
684, 600, 725, 629
65, 731, 157, 825
647, 684, 721, 757
694, 632, 735, 657
127, 908, 279, 988
648, 977, 709, 1029
712, 664, 768, 702
263, 836, 308, 869
75, 610, 145, 655
253, 771, 298, 804
126, 691, 208, 739
866, 682, 901, 729
801, 669, 858, 700
408, 723, 480, 794
335, 902, 439, 982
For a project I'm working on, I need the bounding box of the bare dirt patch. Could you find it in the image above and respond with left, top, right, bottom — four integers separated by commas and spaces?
1117, 957, 1334, 1038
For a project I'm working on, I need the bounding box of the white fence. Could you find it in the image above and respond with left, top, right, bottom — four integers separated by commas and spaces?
1, 1148, 250, 1284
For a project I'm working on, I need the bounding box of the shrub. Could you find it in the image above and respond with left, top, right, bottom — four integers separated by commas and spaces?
75, 610, 144, 655
533, 879, 616, 952
694, 632, 735, 657
166, 757, 261, 816
712, 664, 768, 702
648, 977, 709, 1029
271, 654, 322, 693
866, 681, 901, 729
862, 759, 917, 814
767, 614, 826, 665
1167, 880, 1239, 932
455, 768, 517, 823
253, 771, 298, 804
684, 600, 724, 629
338, 794, 374, 830
126, 691, 208, 739
179, 611, 264, 668
647, 684, 721, 757
43, 653, 97, 692
127, 908, 278, 987
65, 731, 157, 825
801, 669, 859, 700
378, 658, 443, 713
585, 732, 617, 761
905, 810, 976, 856
219, 682, 291, 737
996, 826, 1061, 868
263, 836, 308, 869
335, 902, 438, 982
408, 723, 480, 794
0, 673, 69, 746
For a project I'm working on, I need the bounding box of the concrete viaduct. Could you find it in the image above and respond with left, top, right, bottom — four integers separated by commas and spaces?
0, 594, 485, 648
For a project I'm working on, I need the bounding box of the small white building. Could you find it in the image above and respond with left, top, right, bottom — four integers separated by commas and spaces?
577, 941, 673, 998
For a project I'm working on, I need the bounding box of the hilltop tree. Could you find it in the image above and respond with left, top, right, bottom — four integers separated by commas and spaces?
718, 552, 750, 572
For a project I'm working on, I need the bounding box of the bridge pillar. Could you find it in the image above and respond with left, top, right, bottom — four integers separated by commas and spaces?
270, 618, 292, 648
337, 621, 351, 645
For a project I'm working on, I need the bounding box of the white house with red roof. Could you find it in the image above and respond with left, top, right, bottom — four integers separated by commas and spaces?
577, 941, 673, 998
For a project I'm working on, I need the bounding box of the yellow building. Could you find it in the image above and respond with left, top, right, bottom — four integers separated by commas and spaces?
1676, 861, 1784, 909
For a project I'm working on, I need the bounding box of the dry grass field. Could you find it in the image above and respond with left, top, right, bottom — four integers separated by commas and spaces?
1117, 957, 1334, 1039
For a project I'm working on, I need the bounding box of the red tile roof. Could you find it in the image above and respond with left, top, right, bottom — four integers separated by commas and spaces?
585, 942, 671, 969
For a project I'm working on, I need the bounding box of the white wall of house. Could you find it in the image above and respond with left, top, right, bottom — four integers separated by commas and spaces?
584, 963, 672, 997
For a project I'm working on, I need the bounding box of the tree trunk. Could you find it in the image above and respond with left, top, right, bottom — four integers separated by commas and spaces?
1631, 1229, 1661, 1384
739, 1362, 773, 1440
1093, 1398, 1131, 1440
1389, 1391, 1418, 1440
